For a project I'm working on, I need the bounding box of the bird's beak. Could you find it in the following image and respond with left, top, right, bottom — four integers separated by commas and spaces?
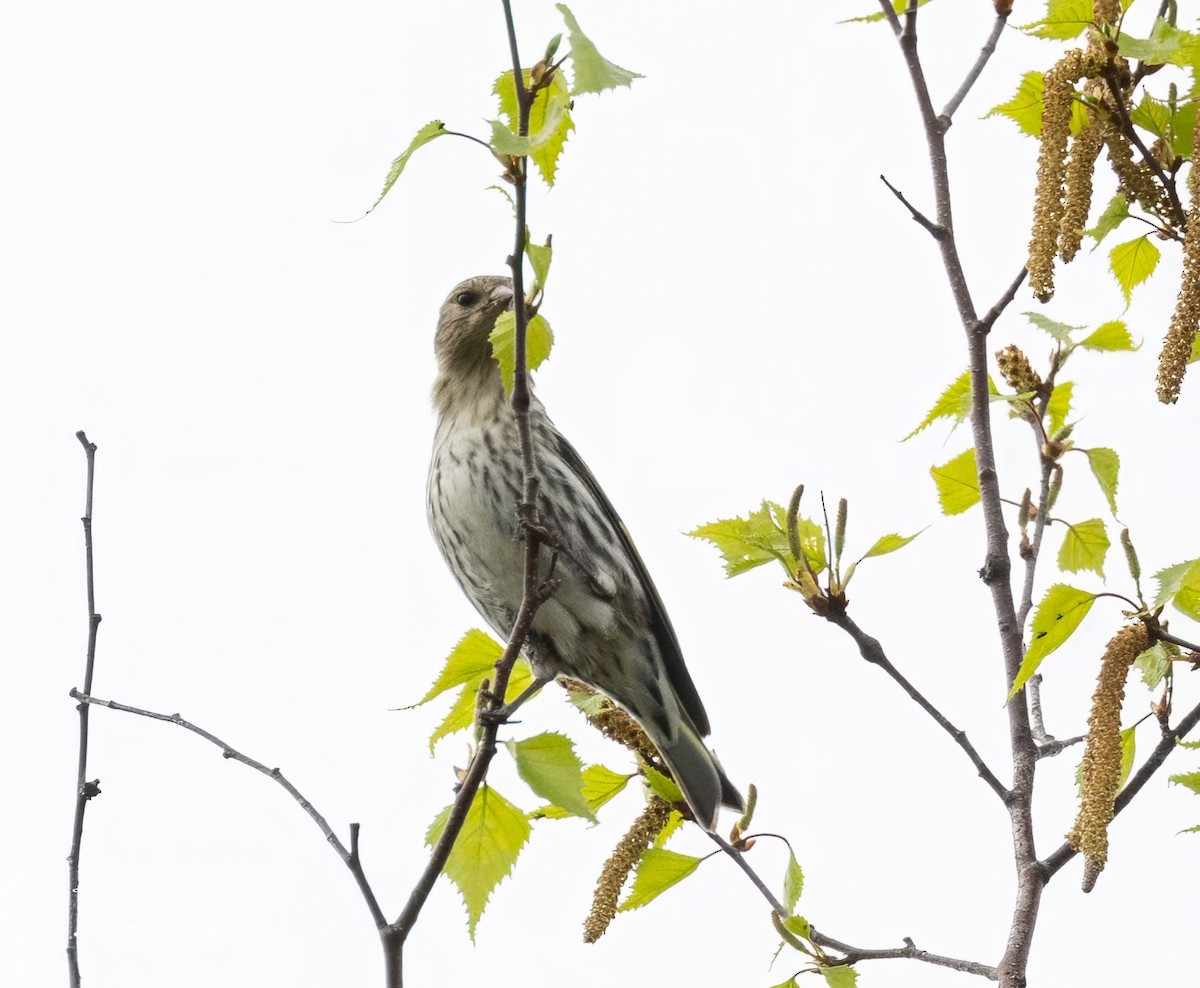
490, 283, 515, 308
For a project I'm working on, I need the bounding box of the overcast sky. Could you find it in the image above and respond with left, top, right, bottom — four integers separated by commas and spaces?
6, 2, 1199, 986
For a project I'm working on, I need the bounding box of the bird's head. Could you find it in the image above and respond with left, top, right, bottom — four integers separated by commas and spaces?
434, 275, 515, 378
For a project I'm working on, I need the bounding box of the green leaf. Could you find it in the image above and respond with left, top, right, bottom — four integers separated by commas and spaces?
428, 661, 534, 753
1083, 193, 1129, 247
783, 913, 811, 939
1078, 321, 1137, 352
1118, 18, 1198, 67
506, 732, 596, 823
489, 311, 554, 395
1191, 332, 1200, 364
1025, 311, 1084, 343
367, 120, 447, 215
1119, 724, 1137, 789
1046, 380, 1074, 435
840, 0, 934, 24
768, 980, 800, 988
556, 4, 642, 95
930, 448, 980, 516
412, 629, 505, 706
1170, 771, 1200, 795
823, 965, 860, 988
526, 238, 553, 294
1110, 235, 1161, 307
426, 785, 532, 940
1085, 447, 1120, 515
1009, 584, 1098, 697
1019, 0, 1095, 39
783, 848, 804, 913
904, 369, 972, 439
1135, 641, 1174, 689
987, 70, 1088, 137
493, 69, 575, 185
688, 500, 823, 578
860, 530, 925, 559
1153, 559, 1200, 619
642, 762, 684, 806
532, 763, 633, 819
1058, 518, 1110, 578
618, 848, 703, 911
652, 809, 686, 848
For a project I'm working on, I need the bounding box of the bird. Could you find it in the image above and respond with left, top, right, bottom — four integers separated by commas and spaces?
426, 274, 743, 831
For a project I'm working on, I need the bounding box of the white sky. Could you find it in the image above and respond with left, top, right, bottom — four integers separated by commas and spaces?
6, 2, 1199, 986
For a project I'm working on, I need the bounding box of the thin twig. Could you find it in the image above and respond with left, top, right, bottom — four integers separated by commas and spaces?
69, 689, 387, 928
67, 431, 100, 988
825, 611, 1010, 801
1155, 628, 1200, 654
940, 13, 1010, 125
810, 928, 998, 981
977, 267, 1028, 335
880, 174, 944, 237
704, 831, 787, 916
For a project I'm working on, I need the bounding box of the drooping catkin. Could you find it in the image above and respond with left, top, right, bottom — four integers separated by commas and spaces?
563, 679, 662, 767
1029, 50, 1101, 301
1059, 118, 1106, 263
1157, 118, 1200, 403
1068, 623, 1150, 892
996, 344, 1043, 394
583, 795, 674, 943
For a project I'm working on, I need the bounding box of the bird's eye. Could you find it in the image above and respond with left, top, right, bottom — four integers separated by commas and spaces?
455, 291, 479, 306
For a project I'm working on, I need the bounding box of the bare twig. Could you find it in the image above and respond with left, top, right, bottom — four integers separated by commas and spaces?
977, 267, 1028, 336
880, 174, 944, 237
69, 689, 387, 928
67, 431, 100, 988
940, 13, 1010, 125
704, 830, 787, 916
810, 928, 998, 981
825, 610, 1010, 801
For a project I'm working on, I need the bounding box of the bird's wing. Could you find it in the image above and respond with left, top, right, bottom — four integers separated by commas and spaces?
543, 429, 712, 737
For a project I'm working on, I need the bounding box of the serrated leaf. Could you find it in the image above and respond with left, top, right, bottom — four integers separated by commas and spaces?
568, 688, 610, 718
904, 369, 972, 439
1025, 311, 1084, 343
652, 809, 685, 848
987, 70, 1088, 137
506, 732, 595, 822
1085, 447, 1120, 515
1110, 235, 1161, 307
688, 500, 823, 578
642, 762, 684, 805
1084, 193, 1129, 247
1019, 0, 1094, 39
861, 529, 926, 559
1058, 518, 1109, 577
823, 965, 860, 988
840, 0, 933, 24
1009, 584, 1097, 697
1169, 771, 1200, 795
930, 448, 980, 516
768, 980, 800, 988
556, 4, 642, 95
494, 69, 575, 185
366, 120, 447, 215
783, 848, 804, 913
1135, 641, 1174, 689
426, 785, 531, 940
412, 629, 506, 707
1181, 739, 1200, 750
1119, 724, 1137, 789
1047, 380, 1074, 435
531, 763, 632, 820
617, 848, 703, 911
1078, 321, 1137, 352
1153, 559, 1200, 620
1118, 18, 1198, 67
428, 661, 534, 753
526, 238, 552, 294
783, 914, 811, 939
489, 311, 554, 395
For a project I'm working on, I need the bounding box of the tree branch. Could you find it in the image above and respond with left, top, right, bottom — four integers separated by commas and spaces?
67, 431, 100, 988
69, 689, 387, 929
880, 174, 943, 237
977, 267, 1028, 336
825, 611, 1010, 801
940, 13, 1010, 126
810, 928, 998, 981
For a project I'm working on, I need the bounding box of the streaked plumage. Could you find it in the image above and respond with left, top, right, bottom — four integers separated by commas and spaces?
427, 275, 742, 831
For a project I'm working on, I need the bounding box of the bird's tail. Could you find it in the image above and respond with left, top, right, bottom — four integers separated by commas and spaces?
653, 720, 744, 832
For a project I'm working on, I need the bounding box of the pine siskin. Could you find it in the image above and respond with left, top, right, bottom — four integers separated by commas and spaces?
427, 275, 743, 831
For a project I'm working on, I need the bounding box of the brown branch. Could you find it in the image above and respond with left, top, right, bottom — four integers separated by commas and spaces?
67, 432, 100, 988
704, 830, 788, 916
880, 173, 944, 237
69, 689, 388, 929
811, 928, 998, 981
825, 611, 1010, 801
940, 12, 1011, 126
978, 267, 1028, 335
1041, 696, 1200, 878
